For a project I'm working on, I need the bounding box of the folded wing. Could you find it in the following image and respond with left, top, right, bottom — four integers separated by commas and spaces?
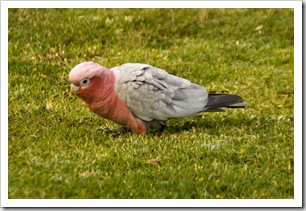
111, 63, 208, 121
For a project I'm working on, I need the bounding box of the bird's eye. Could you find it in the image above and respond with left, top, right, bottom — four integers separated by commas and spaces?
80, 78, 90, 86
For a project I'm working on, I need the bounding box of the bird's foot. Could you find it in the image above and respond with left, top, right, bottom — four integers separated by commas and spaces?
96, 126, 131, 137
147, 121, 167, 135
160, 123, 167, 132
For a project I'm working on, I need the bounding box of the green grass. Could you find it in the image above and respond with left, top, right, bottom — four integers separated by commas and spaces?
8, 8, 294, 199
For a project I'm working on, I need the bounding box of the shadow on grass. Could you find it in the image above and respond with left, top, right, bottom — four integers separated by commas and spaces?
98, 117, 244, 136
159, 113, 288, 136
93, 113, 291, 138
163, 118, 241, 135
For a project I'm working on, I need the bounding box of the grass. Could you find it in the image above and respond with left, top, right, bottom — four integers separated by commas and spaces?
8, 8, 294, 199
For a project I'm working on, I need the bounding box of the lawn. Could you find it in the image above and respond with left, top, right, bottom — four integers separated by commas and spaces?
8, 8, 294, 199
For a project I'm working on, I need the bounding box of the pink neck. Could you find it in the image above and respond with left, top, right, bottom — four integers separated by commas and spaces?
79, 71, 147, 134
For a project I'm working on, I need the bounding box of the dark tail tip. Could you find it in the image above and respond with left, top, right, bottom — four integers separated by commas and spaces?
204, 94, 248, 112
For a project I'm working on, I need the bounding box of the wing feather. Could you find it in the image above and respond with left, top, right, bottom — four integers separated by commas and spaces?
111, 63, 208, 121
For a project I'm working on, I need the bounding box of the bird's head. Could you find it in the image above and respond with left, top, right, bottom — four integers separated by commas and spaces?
69, 62, 114, 103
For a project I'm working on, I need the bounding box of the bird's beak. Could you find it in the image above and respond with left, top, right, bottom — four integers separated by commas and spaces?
70, 84, 80, 93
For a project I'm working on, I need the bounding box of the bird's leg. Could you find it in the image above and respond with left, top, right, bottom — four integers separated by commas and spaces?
145, 120, 167, 133
159, 121, 167, 132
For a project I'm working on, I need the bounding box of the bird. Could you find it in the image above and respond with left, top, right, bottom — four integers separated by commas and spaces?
69, 62, 248, 134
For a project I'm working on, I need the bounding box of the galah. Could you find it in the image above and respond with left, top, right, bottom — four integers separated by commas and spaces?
69, 62, 248, 134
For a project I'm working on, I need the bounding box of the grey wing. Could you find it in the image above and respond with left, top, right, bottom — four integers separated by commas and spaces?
111, 63, 208, 121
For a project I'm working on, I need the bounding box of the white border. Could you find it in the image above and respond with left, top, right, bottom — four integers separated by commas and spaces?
1, 0, 302, 208
1, 0, 302, 8
293, 0, 303, 207
1, 0, 9, 208
0, 199, 301, 207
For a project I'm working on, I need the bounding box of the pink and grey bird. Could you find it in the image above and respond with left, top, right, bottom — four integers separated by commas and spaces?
69, 62, 248, 134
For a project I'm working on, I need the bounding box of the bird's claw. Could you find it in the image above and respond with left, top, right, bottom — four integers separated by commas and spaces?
96, 126, 131, 137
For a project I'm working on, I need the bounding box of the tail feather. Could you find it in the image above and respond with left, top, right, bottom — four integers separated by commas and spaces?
204, 94, 248, 112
